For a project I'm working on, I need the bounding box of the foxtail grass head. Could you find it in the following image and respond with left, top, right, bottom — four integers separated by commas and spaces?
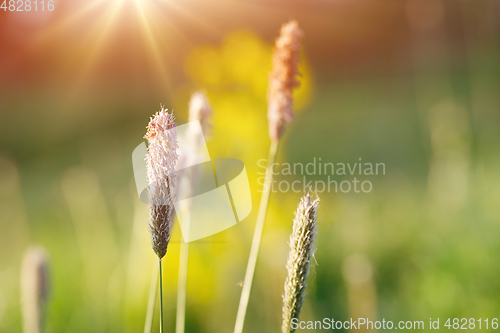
282, 192, 319, 333
21, 247, 50, 333
144, 108, 179, 259
268, 20, 303, 142
189, 91, 213, 135
182, 91, 214, 190
180, 91, 214, 170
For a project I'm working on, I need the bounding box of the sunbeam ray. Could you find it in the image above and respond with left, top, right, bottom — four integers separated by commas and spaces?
133, 0, 174, 99
70, 0, 127, 96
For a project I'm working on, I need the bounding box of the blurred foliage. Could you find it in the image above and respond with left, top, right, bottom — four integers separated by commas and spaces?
2, 3, 500, 333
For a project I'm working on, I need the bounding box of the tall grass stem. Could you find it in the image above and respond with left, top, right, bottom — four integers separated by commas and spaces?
159, 258, 164, 333
234, 139, 279, 333
144, 263, 158, 333
175, 215, 191, 333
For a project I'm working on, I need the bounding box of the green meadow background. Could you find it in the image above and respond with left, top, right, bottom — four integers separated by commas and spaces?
1, 0, 500, 332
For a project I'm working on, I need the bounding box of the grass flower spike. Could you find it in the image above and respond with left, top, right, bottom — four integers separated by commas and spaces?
21, 247, 50, 333
144, 107, 178, 333
189, 91, 213, 136
268, 20, 303, 142
282, 193, 319, 333
145, 108, 178, 259
177, 91, 214, 177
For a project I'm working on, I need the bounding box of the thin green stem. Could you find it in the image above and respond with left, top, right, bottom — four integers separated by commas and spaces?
234, 140, 280, 333
144, 263, 158, 333
159, 258, 164, 333
175, 216, 191, 333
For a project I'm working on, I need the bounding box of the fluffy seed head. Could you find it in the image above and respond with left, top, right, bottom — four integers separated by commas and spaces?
282, 192, 319, 333
21, 247, 50, 333
145, 108, 178, 259
268, 20, 303, 142
178, 91, 214, 198
189, 91, 213, 136
177, 91, 214, 174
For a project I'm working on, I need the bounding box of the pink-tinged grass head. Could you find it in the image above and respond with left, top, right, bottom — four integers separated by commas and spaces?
144, 108, 179, 259
189, 91, 213, 136
268, 20, 303, 142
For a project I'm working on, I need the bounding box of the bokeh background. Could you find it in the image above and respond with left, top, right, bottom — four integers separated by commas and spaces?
2, 0, 500, 332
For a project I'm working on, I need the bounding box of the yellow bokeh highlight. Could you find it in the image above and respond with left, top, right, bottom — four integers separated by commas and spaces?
183, 29, 313, 116
185, 45, 224, 87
